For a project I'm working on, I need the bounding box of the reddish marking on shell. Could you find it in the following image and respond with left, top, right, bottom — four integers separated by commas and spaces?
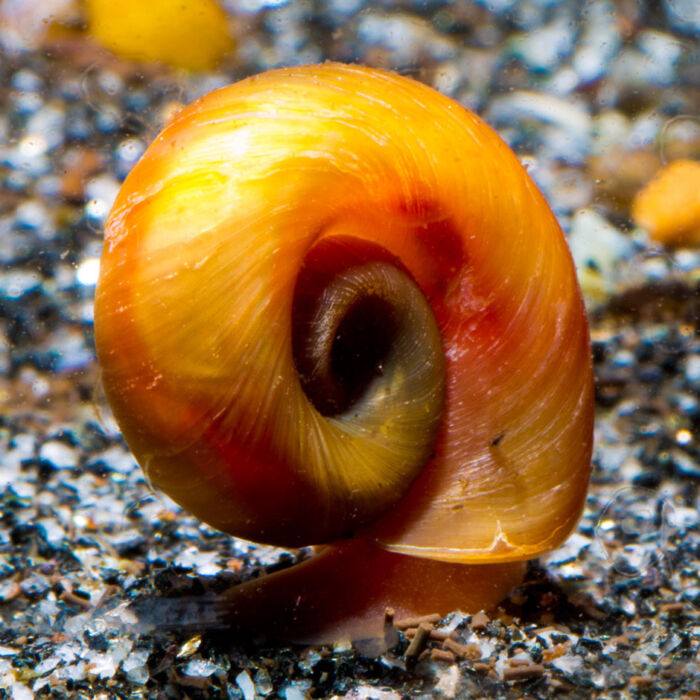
413, 217, 467, 304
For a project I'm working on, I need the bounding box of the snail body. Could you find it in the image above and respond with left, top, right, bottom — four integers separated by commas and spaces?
95, 64, 593, 642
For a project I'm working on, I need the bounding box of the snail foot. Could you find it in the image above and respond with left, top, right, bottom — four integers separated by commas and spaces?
216, 539, 526, 647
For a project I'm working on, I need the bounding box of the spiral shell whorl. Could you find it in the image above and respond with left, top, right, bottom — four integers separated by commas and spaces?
95, 64, 593, 560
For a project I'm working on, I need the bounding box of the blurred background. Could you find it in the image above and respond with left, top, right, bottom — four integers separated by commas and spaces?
0, 1, 698, 698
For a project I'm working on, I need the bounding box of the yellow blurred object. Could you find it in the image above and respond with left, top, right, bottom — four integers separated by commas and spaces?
85, 0, 233, 71
632, 159, 700, 247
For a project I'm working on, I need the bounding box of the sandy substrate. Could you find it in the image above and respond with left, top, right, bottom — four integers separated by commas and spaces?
1, 1, 699, 697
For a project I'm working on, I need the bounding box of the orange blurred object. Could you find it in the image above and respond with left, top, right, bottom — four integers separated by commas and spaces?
632, 159, 700, 247
84, 0, 233, 71
95, 64, 593, 642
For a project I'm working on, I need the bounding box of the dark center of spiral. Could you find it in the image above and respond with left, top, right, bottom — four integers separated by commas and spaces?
290, 235, 446, 536
292, 234, 445, 459
327, 296, 398, 415
292, 237, 408, 417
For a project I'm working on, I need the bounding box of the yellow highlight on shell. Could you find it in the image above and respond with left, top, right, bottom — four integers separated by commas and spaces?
85, 0, 234, 71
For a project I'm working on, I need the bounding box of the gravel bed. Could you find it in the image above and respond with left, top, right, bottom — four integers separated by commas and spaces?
1, 1, 699, 698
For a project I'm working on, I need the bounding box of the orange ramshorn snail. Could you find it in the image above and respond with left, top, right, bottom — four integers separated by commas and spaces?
95, 63, 594, 643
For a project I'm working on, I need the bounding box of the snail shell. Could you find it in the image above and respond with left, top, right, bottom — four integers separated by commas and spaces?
95, 64, 593, 638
